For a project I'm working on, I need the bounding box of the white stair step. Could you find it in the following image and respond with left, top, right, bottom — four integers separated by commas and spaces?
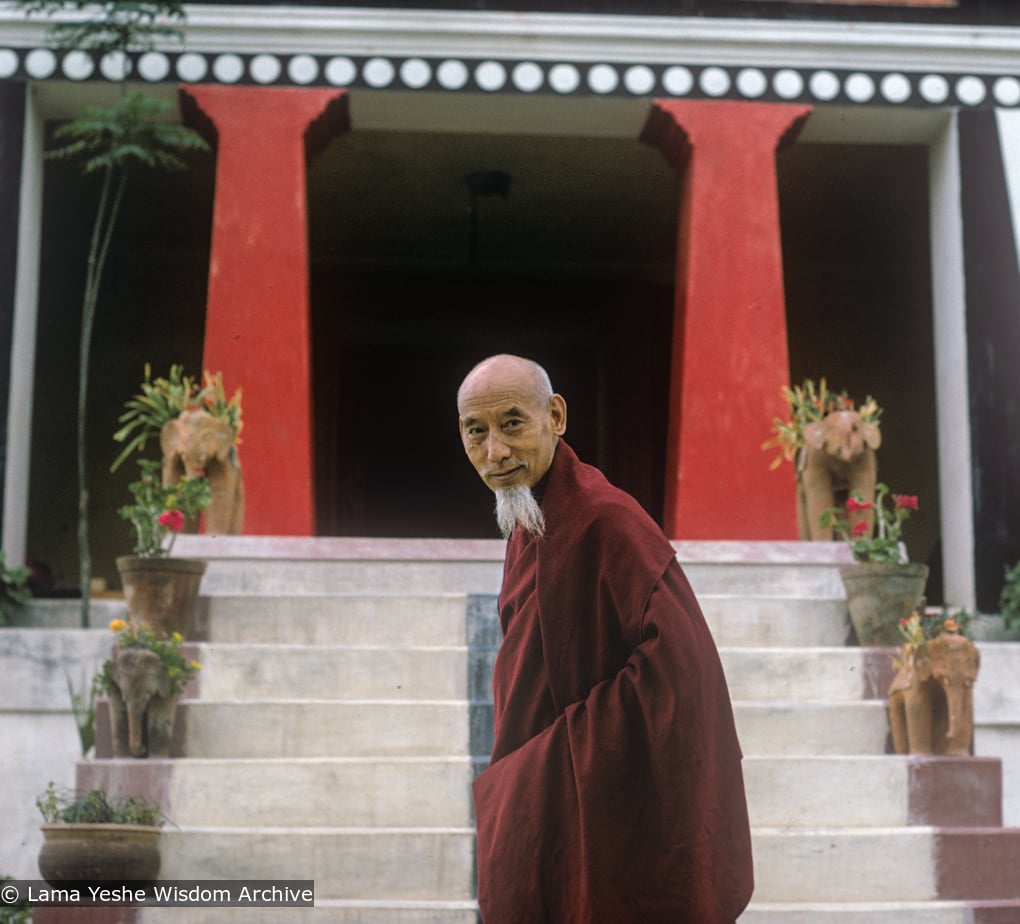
720, 648, 878, 701
734, 701, 889, 756
141, 902, 480, 924
750, 828, 936, 902
199, 593, 476, 646
195, 644, 473, 700
739, 902, 993, 924
165, 757, 474, 827
180, 700, 470, 758
157, 827, 476, 900
701, 596, 850, 647
743, 756, 914, 828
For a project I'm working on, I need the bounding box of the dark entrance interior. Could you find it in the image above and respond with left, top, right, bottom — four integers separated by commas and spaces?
307, 126, 678, 539
311, 272, 673, 538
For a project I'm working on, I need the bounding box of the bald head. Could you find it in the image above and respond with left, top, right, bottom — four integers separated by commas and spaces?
457, 354, 567, 493
457, 354, 553, 414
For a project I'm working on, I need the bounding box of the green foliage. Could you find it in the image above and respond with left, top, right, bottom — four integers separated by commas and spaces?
112, 365, 242, 473
763, 377, 882, 470
65, 669, 99, 757
1000, 560, 1020, 630
97, 620, 201, 697
0, 876, 31, 923
15, 0, 186, 57
119, 458, 211, 556
48, 91, 209, 175
37, 781, 163, 826
0, 551, 32, 626
820, 482, 919, 564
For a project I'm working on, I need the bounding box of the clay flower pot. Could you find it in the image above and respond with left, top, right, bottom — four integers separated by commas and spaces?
839, 561, 929, 646
38, 823, 161, 883
116, 555, 207, 637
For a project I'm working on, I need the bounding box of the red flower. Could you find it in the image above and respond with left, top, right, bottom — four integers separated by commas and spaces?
158, 509, 185, 532
846, 497, 873, 513
851, 520, 870, 536
894, 494, 919, 510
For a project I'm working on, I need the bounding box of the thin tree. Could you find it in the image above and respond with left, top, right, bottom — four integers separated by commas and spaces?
16, 0, 208, 626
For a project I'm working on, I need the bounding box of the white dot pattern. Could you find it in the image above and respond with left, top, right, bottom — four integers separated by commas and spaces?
3, 46, 1019, 109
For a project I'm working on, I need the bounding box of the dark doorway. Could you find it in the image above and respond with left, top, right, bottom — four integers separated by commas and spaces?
311, 271, 673, 538
307, 125, 678, 539
777, 141, 942, 598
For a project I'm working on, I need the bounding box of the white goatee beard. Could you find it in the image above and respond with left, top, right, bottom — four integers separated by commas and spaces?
494, 484, 545, 539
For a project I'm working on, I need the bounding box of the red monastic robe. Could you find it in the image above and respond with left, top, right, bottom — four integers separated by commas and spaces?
472, 441, 754, 923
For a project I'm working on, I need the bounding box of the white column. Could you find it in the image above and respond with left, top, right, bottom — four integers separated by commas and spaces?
2, 85, 43, 568
928, 111, 976, 611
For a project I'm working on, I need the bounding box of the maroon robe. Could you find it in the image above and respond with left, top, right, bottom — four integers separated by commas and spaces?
472, 441, 754, 923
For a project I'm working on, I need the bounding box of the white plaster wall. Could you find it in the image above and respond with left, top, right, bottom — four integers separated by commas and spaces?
974, 643, 1020, 827
0, 628, 110, 879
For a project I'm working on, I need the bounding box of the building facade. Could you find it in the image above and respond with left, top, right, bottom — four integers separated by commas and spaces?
1, 0, 1018, 611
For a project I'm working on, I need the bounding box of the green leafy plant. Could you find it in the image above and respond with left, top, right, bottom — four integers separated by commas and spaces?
65, 668, 99, 757
820, 482, 919, 563
0, 551, 32, 625
15, 0, 209, 628
1000, 560, 1020, 630
763, 377, 882, 470
111, 365, 243, 473
37, 781, 163, 826
119, 458, 211, 557
97, 618, 201, 697
895, 606, 973, 668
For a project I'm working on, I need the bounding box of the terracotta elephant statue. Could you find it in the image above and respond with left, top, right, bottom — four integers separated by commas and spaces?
888, 634, 980, 756
798, 409, 881, 540
106, 647, 177, 758
161, 408, 244, 534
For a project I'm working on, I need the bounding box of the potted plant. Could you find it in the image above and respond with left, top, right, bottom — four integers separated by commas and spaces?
115, 455, 211, 637
113, 364, 244, 535
887, 609, 980, 756
1000, 560, 1020, 631
36, 782, 163, 883
821, 483, 928, 646
97, 618, 200, 758
0, 551, 32, 625
764, 378, 883, 541
14, 0, 210, 629
111, 365, 243, 635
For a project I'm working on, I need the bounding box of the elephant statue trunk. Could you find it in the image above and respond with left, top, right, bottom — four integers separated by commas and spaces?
161, 408, 244, 535
106, 646, 178, 759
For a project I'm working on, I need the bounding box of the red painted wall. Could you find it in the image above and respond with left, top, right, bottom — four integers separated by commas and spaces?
643, 100, 810, 539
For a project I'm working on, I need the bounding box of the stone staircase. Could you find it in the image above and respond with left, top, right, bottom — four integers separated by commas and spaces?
79, 537, 1020, 923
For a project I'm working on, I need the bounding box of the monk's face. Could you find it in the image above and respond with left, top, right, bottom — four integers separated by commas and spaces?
458, 361, 567, 492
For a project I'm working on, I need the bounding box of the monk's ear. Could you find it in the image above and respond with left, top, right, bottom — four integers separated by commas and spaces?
548, 394, 567, 436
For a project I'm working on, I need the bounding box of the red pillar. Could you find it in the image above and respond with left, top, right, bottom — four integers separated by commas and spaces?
182, 86, 349, 535
641, 100, 811, 540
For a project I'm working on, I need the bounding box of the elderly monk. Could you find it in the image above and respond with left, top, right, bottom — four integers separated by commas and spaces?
457, 354, 754, 924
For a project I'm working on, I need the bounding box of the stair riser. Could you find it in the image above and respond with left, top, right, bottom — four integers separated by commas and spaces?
702, 597, 851, 648
140, 906, 480, 924
158, 829, 476, 900
181, 702, 471, 759
166, 761, 475, 827
743, 757, 1004, 829
720, 649, 881, 701
751, 830, 937, 902
734, 703, 890, 756
198, 595, 473, 647
195, 646, 484, 701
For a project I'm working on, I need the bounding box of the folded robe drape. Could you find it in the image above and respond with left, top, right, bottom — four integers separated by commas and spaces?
473, 441, 754, 923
